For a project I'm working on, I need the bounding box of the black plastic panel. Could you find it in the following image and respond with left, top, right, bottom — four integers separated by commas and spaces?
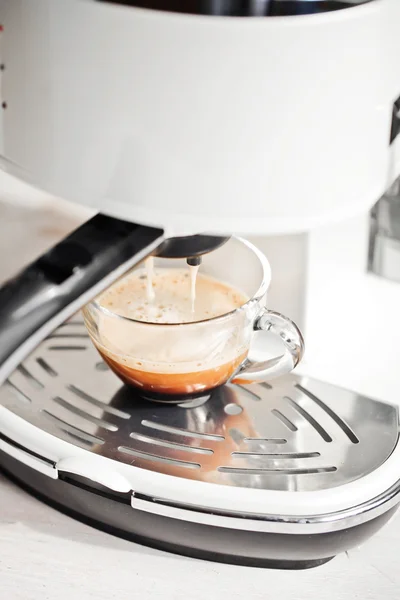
98, 0, 372, 17
0, 215, 162, 369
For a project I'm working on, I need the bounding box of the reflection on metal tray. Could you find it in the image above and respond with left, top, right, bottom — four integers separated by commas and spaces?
0, 316, 397, 493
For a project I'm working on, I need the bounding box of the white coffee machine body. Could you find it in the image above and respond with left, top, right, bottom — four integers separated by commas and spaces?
1, 0, 400, 570
1, 0, 400, 235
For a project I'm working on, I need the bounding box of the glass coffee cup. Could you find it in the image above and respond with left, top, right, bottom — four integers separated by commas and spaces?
82, 237, 304, 402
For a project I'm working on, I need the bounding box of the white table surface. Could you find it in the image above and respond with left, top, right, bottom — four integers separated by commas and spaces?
1, 193, 400, 599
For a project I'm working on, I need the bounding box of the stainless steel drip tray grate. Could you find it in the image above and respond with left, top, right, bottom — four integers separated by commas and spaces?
0, 316, 398, 493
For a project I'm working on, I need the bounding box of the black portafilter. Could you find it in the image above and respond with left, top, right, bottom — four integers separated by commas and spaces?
154, 234, 230, 266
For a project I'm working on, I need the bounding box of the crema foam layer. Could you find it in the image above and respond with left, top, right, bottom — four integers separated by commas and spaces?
94, 268, 250, 375
98, 268, 248, 324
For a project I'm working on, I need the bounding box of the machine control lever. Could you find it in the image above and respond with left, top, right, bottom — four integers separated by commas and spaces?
390, 95, 400, 145
0, 214, 164, 385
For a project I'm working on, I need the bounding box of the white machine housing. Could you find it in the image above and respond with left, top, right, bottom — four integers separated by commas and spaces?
1, 0, 400, 235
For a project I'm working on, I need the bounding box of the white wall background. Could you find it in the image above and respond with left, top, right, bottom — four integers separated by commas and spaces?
304, 213, 400, 405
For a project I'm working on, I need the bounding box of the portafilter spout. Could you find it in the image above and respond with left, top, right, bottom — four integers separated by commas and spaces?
155, 234, 230, 267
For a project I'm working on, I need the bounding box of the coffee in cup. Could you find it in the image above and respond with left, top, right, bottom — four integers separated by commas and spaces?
87, 267, 249, 399
83, 237, 304, 402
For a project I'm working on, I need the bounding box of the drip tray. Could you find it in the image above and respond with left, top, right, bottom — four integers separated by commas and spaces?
0, 316, 399, 569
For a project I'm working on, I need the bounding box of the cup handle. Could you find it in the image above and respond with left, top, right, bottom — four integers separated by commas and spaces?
231, 309, 305, 384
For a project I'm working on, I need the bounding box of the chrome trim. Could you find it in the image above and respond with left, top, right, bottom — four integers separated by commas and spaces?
369, 177, 400, 284
132, 475, 400, 534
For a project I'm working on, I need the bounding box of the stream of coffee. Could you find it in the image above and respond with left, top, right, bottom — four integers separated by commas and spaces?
190, 264, 200, 313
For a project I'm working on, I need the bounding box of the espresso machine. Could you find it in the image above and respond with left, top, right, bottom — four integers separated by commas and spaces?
1, 0, 400, 569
